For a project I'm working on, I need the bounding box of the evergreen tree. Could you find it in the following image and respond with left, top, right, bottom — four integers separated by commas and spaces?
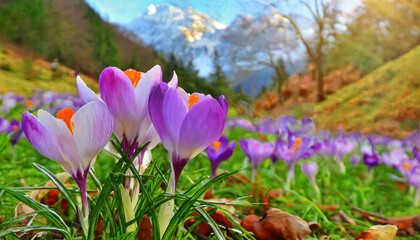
210, 50, 228, 92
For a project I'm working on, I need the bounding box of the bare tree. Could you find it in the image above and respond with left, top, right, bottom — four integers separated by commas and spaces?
221, 12, 298, 102
267, 0, 340, 101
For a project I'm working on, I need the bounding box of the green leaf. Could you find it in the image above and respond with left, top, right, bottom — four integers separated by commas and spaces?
162, 170, 240, 240
87, 141, 149, 239
195, 207, 225, 240
0, 132, 10, 152
0, 186, 71, 239
33, 163, 77, 212
0, 210, 47, 229
89, 168, 118, 236
121, 156, 160, 239
0, 225, 70, 238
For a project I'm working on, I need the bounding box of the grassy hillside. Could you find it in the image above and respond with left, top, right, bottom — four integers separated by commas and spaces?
0, 0, 163, 78
314, 45, 420, 138
0, 44, 98, 96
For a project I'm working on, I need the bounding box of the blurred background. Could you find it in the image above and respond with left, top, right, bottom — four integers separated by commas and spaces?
0, 0, 418, 138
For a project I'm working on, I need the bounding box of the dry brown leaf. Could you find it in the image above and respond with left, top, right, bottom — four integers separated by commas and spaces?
352, 208, 420, 236
241, 207, 312, 240
355, 225, 398, 240
184, 201, 236, 237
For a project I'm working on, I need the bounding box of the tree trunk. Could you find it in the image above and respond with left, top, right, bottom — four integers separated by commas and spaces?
275, 68, 285, 105
315, 61, 324, 102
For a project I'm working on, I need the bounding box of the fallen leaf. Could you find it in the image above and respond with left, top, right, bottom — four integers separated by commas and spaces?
352, 208, 420, 236
184, 202, 236, 237
331, 211, 356, 225
355, 225, 398, 240
241, 207, 312, 240
137, 215, 152, 240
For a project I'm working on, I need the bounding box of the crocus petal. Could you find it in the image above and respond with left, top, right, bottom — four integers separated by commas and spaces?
99, 67, 140, 141
0, 117, 9, 132
168, 71, 178, 88
76, 76, 101, 104
138, 124, 160, 149
219, 135, 229, 145
22, 112, 64, 164
213, 147, 234, 164
37, 110, 82, 174
219, 95, 228, 121
301, 162, 319, 181
72, 101, 113, 171
134, 65, 162, 123
177, 87, 189, 103
239, 139, 251, 160
162, 87, 188, 153
149, 83, 170, 149
178, 98, 224, 159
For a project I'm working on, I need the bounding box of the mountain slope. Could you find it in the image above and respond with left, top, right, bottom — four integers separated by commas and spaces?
0, 43, 98, 96
314, 45, 420, 138
0, 0, 163, 78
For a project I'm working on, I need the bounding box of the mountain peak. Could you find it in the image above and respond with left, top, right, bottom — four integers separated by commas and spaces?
147, 4, 156, 15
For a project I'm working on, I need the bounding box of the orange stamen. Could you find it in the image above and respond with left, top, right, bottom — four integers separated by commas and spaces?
124, 69, 142, 88
57, 108, 75, 135
295, 138, 302, 151
290, 138, 302, 151
403, 163, 411, 171
211, 141, 221, 152
188, 94, 199, 110
26, 100, 33, 108
12, 125, 18, 131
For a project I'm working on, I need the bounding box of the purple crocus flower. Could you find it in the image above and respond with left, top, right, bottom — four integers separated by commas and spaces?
148, 81, 228, 191
301, 162, 319, 186
255, 117, 279, 135
206, 135, 236, 178
362, 138, 382, 170
407, 165, 420, 186
8, 119, 23, 145
277, 115, 298, 134
22, 101, 114, 216
272, 135, 313, 188
239, 138, 275, 181
0, 117, 9, 133
77, 66, 162, 157
229, 117, 256, 132
301, 118, 316, 133
0, 118, 23, 145
403, 164, 420, 206
1, 92, 23, 114
350, 154, 360, 166
411, 146, 420, 162
382, 149, 409, 169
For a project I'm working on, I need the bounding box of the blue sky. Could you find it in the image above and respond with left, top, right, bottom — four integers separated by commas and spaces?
85, 0, 264, 25
86, 0, 361, 26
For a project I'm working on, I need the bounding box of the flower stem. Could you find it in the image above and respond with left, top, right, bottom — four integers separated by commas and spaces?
78, 177, 89, 219
285, 162, 296, 191
312, 182, 321, 203
337, 157, 346, 173
415, 187, 420, 207
251, 166, 258, 182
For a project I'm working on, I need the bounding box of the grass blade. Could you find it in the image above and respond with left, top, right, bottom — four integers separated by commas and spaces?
33, 163, 77, 212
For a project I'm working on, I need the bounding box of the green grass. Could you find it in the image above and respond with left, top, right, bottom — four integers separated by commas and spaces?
0, 47, 98, 96
1, 124, 420, 238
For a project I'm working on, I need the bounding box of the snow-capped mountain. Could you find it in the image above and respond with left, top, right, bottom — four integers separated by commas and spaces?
126, 4, 302, 96
127, 4, 226, 77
